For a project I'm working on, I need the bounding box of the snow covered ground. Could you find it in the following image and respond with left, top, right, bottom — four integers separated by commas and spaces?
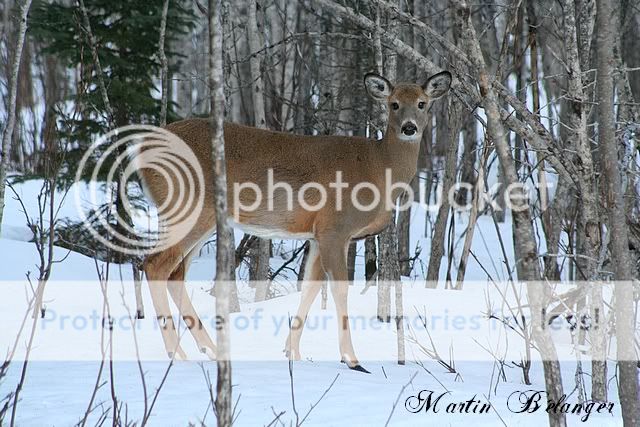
0, 179, 624, 426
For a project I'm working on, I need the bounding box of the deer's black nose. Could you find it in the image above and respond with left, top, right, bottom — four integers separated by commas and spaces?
401, 122, 417, 136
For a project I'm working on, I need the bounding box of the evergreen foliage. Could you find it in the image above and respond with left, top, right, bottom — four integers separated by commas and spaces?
29, 0, 196, 185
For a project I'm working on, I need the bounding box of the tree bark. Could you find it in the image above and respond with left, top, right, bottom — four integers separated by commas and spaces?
378, 222, 400, 322
364, 236, 377, 281
396, 188, 412, 276
347, 241, 357, 282
208, 0, 233, 424
561, 0, 607, 402
596, 0, 640, 422
455, 116, 477, 207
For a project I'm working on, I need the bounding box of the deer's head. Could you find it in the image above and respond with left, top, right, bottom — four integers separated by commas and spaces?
364, 71, 452, 142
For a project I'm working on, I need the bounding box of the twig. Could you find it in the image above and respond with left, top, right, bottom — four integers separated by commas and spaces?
9, 178, 58, 427
384, 371, 418, 427
298, 374, 339, 426
265, 410, 286, 427
270, 242, 308, 281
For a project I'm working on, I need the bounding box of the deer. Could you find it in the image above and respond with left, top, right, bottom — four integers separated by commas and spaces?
140, 70, 452, 372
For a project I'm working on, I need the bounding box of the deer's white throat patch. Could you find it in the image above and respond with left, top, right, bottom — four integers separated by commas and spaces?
398, 133, 422, 143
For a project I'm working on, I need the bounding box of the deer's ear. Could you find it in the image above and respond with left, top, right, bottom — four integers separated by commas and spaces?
423, 71, 452, 99
364, 73, 393, 100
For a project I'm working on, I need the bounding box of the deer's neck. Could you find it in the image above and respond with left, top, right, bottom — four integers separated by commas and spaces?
380, 133, 421, 185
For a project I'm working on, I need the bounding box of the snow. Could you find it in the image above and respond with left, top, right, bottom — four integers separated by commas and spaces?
0, 179, 626, 426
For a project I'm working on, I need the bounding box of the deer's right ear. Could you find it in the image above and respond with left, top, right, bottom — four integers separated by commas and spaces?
364, 73, 393, 100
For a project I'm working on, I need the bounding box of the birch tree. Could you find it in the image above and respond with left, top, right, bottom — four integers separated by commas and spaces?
364, 4, 382, 290
208, 0, 234, 424
372, 4, 396, 323
0, 0, 33, 236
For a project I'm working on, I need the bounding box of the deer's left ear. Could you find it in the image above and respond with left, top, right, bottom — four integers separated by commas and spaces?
364, 73, 394, 100
423, 71, 452, 99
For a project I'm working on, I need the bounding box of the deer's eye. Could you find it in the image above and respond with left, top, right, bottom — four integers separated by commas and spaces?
418, 101, 426, 109
391, 102, 400, 110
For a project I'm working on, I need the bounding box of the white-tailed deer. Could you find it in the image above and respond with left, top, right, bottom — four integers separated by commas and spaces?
141, 71, 451, 372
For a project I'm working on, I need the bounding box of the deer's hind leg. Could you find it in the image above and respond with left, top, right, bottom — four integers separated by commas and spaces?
285, 241, 325, 360
145, 246, 188, 360
144, 214, 215, 360
167, 236, 217, 360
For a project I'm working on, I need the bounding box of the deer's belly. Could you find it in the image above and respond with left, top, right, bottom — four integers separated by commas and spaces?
227, 219, 314, 240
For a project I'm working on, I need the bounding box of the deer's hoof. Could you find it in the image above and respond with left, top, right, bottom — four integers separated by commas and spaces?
201, 346, 216, 360
348, 364, 371, 374
168, 350, 187, 361
284, 349, 301, 361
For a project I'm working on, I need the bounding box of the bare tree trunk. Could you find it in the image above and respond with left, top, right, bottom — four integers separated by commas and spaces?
247, 0, 266, 130
396, 189, 411, 276
426, 98, 461, 286
364, 3, 382, 287
296, 241, 310, 291
560, 0, 607, 402
453, 2, 566, 425
371, 4, 392, 321
422, 111, 434, 236
158, 0, 170, 127
615, 18, 639, 223
0, 0, 33, 236
394, 0, 417, 278
364, 237, 377, 281
455, 116, 477, 207
393, 230, 405, 365
347, 241, 357, 282
378, 223, 400, 323
246, 0, 271, 301
250, 238, 270, 301
132, 264, 145, 319
0, 0, 13, 42
39, 53, 62, 176
176, 4, 194, 119
456, 143, 489, 288
378, 10, 406, 368
209, 0, 233, 424
596, 0, 640, 422
526, 1, 553, 279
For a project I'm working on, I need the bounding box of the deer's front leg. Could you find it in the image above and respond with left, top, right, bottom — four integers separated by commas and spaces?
318, 238, 368, 373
